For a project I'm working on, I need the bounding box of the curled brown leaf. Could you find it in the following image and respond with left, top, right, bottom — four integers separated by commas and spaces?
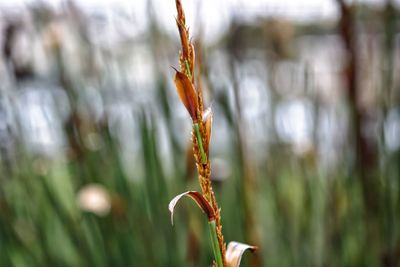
168, 191, 215, 225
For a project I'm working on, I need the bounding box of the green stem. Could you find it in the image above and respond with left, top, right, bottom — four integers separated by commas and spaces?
184, 59, 192, 80
208, 220, 224, 267
193, 123, 207, 164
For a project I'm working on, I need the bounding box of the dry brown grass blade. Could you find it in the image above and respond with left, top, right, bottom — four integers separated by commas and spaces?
168, 191, 216, 225
225, 241, 257, 267
174, 70, 199, 122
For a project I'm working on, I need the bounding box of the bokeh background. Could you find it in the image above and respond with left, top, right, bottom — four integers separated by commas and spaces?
0, 0, 399, 266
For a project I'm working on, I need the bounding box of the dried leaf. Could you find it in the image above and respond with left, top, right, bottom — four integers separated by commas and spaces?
168, 191, 215, 225
174, 70, 199, 122
225, 241, 257, 267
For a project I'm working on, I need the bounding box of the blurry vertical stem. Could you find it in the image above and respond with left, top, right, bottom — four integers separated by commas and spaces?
193, 123, 207, 164
208, 221, 224, 267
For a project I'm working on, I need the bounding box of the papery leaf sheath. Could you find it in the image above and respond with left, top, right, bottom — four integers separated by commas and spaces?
225, 241, 257, 267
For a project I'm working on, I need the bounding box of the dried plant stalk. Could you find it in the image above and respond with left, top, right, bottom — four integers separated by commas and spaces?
174, 0, 226, 265
169, 1, 257, 266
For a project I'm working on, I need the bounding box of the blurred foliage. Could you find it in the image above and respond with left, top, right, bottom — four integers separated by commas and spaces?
0, 1, 399, 267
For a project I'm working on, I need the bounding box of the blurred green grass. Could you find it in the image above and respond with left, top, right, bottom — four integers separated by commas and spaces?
0, 1, 399, 267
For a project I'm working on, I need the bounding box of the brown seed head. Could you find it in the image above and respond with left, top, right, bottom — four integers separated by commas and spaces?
175, 0, 195, 80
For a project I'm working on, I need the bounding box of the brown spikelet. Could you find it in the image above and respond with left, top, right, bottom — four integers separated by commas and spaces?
174, 70, 199, 122
175, 0, 186, 25
176, 18, 190, 64
203, 108, 213, 156
175, 0, 195, 80
188, 43, 196, 79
